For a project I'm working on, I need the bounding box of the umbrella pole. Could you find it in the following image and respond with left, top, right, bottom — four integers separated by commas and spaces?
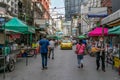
26, 34, 29, 66
3, 18, 6, 79
118, 35, 120, 75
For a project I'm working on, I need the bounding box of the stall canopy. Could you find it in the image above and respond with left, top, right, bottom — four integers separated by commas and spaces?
88, 27, 108, 36
108, 25, 120, 34
3, 17, 35, 34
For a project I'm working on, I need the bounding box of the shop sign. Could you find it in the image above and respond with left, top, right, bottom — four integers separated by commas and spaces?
34, 19, 46, 25
63, 21, 71, 26
102, 9, 120, 24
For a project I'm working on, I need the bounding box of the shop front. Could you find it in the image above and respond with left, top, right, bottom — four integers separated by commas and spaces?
0, 17, 36, 74
102, 9, 120, 71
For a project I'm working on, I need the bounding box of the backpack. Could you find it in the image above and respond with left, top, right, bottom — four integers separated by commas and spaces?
76, 44, 85, 54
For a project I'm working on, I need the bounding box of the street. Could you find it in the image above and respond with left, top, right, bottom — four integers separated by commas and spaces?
0, 46, 120, 80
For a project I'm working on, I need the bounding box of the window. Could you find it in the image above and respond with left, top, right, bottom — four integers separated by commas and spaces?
11, 1, 14, 6
7, 0, 10, 3
15, 4, 17, 8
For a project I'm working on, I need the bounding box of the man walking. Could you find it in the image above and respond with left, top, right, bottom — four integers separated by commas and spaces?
39, 35, 49, 70
48, 39, 55, 59
96, 37, 106, 72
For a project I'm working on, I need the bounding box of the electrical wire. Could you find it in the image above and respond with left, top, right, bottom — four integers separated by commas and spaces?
50, 0, 111, 10
50, 1, 100, 9
41, 0, 111, 20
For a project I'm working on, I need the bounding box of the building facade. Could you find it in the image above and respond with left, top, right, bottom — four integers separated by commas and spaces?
65, 0, 84, 21
111, 0, 120, 13
0, 0, 18, 17
9, 0, 18, 16
101, 0, 112, 15
49, 10, 58, 34
64, 0, 86, 36
38, 0, 50, 19
80, 0, 102, 34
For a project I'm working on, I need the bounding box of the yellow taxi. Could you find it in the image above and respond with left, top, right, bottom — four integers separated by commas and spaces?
60, 40, 73, 50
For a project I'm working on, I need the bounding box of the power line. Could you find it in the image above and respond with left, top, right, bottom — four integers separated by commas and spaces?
50, 1, 99, 9
50, 0, 111, 10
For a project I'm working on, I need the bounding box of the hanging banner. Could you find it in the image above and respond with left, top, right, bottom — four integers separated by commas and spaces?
9, 34, 21, 39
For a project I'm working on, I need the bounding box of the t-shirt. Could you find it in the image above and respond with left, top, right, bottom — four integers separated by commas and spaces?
97, 41, 105, 56
49, 40, 55, 48
39, 39, 49, 54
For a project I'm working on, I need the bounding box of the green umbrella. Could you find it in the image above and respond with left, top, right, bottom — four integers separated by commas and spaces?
47, 35, 56, 39
78, 35, 86, 39
57, 36, 62, 40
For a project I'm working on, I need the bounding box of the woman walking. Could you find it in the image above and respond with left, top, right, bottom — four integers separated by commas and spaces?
75, 40, 85, 68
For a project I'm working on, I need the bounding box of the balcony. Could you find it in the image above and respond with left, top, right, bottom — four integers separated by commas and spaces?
0, 0, 10, 10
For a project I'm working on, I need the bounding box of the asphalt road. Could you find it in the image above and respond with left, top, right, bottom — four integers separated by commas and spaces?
0, 46, 120, 80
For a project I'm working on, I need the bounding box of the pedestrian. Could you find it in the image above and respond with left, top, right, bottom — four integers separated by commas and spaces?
48, 39, 55, 59
75, 39, 85, 68
96, 37, 106, 72
39, 35, 49, 70
55, 40, 58, 47
82, 39, 87, 55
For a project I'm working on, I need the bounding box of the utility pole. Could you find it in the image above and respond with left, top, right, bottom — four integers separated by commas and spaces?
70, 16, 73, 36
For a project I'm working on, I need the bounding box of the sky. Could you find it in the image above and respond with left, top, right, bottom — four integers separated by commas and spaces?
50, 0, 65, 14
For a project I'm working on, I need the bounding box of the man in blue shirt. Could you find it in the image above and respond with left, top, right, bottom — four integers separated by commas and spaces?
39, 35, 49, 70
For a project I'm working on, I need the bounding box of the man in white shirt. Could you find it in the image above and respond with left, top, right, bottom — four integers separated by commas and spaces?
48, 39, 55, 59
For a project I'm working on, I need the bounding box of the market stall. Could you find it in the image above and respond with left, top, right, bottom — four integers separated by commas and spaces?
0, 29, 22, 79
0, 17, 36, 78
88, 27, 109, 56
88, 27, 108, 37
101, 9, 120, 75
108, 26, 120, 69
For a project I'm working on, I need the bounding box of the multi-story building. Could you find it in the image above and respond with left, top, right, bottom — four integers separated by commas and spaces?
38, 0, 50, 19
101, 0, 112, 15
9, 0, 18, 16
64, 0, 86, 36
49, 10, 58, 34
80, 0, 102, 34
102, 0, 120, 26
0, 0, 18, 17
31, 0, 50, 25
65, 0, 84, 21
111, 0, 120, 13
